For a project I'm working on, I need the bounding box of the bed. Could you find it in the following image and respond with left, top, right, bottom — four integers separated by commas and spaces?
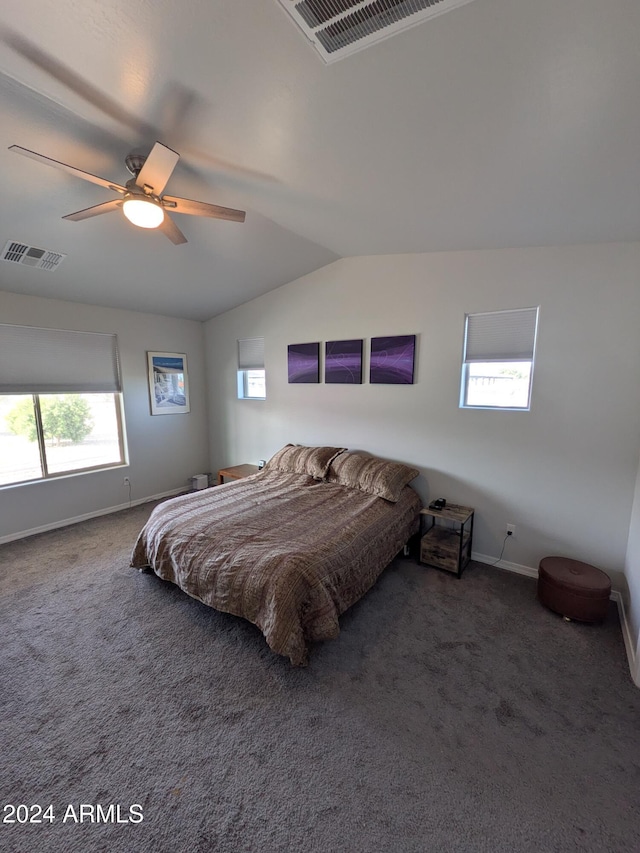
131, 445, 421, 665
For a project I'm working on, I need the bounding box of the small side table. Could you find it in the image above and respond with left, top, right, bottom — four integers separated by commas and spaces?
217, 463, 260, 485
419, 503, 474, 578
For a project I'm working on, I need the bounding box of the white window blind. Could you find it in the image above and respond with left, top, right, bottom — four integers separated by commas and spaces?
0, 324, 122, 393
237, 337, 265, 370
463, 308, 539, 363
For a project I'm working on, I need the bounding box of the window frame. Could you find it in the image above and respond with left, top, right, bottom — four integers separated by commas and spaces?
459, 307, 539, 412
237, 337, 266, 401
459, 361, 535, 411
237, 369, 266, 401
0, 392, 127, 488
0, 323, 128, 487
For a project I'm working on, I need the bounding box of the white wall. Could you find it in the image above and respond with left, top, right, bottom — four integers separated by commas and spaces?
205, 242, 640, 596
0, 289, 209, 541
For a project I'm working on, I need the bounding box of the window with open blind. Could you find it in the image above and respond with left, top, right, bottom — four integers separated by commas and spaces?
237, 337, 266, 400
0, 323, 126, 486
460, 308, 539, 410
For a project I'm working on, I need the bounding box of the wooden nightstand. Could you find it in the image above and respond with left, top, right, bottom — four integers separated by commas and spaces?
419, 503, 474, 578
216, 463, 260, 485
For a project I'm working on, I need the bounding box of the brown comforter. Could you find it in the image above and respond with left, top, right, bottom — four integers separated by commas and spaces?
131, 469, 420, 665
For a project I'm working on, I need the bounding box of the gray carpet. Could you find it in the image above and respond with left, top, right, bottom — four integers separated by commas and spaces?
1, 502, 639, 853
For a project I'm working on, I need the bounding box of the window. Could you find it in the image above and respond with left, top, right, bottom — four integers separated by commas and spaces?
237, 337, 266, 400
0, 324, 126, 486
460, 307, 539, 410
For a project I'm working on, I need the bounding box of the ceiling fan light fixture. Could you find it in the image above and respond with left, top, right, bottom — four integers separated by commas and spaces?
122, 196, 164, 229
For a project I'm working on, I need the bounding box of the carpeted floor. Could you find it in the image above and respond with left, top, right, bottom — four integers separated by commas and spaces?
1, 501, 639, 853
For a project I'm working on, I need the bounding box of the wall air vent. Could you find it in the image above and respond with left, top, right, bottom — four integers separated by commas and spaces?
275, 0, 477, 63
1, 241, 66, 271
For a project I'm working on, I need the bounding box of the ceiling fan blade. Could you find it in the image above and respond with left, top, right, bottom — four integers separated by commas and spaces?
63, 199, 123, 221
162, 195, 246, 223
135, 142, 179, 195
1, 30, 278, 190
1, 29, 156, 139
159, 213, 188, 245
9, 145, 126, 193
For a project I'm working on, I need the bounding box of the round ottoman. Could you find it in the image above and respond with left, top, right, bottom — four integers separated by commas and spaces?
538, 556, 611, 622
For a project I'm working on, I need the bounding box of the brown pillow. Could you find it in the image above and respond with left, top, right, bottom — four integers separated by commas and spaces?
264, 444, 346, 480
327, 450, 419, 502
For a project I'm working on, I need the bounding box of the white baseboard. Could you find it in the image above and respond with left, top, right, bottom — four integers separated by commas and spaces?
472, 551, 538, 579
610, 591, 640, 688
0, 488, 184, 546
473, 551, 640, 689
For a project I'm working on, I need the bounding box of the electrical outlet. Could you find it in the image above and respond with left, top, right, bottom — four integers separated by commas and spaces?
123, 476, 130, 486
506, 523, 516, 537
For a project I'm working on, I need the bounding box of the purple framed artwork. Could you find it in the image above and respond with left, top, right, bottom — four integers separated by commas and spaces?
288, 342, 320, 383
370, 335, 416, 384
325, 339, 363, 384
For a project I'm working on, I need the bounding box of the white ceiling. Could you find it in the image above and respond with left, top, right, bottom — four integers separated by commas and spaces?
0, 0, 638, 321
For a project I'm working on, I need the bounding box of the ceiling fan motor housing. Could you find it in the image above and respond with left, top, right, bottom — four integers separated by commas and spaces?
125, 151, 148, 177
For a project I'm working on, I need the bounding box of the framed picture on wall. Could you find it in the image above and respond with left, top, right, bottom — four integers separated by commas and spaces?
325, 339, 363, 384
370, 335, 416, 384
288, 342, 320, 383
147, 351, 190, 415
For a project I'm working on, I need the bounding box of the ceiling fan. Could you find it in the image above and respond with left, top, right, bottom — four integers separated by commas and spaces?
8, 141, 246, 245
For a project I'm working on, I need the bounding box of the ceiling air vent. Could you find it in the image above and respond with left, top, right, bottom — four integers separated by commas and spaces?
1, 241, 66, 271
276, 0, 477, 62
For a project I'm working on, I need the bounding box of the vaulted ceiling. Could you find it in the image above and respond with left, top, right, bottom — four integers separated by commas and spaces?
0, 0, 638, 321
